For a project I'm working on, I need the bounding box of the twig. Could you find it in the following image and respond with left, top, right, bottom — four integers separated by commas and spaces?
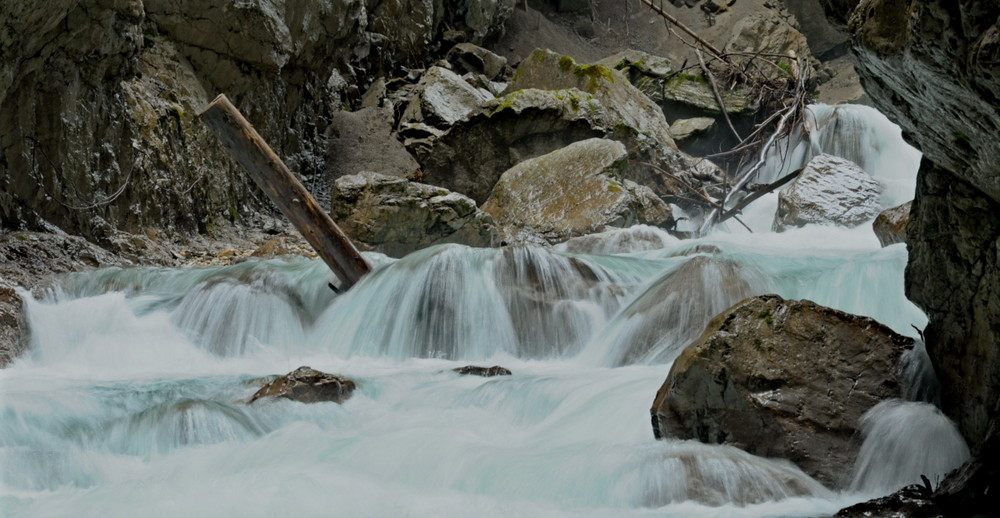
696, 48, 742, 141
717, 167, 802, 224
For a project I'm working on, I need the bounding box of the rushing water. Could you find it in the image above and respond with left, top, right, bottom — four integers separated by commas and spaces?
0, 105, 970, 517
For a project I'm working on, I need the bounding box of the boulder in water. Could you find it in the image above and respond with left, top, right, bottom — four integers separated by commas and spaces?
774, 153, 882, 231
331, 172, 498, 258
453, 365, 512, 377
482, 138, 672, 245
872, 200, 911, 247
651, 294, 913, 488
249, 366, 356, 404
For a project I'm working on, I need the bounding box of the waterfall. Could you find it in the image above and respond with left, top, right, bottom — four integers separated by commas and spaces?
0, 104, 960, 518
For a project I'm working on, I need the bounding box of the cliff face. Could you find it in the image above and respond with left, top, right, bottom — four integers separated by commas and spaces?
0, 0, 514, 241
845, 0, 1000, 448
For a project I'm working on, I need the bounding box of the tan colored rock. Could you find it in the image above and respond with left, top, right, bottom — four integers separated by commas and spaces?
332, 172, 498, 258
652, 294, 913, 488
249, 366, 356, 404
872, 200, 911, 247
482, 139, 672, 245
669, 117, 716, 141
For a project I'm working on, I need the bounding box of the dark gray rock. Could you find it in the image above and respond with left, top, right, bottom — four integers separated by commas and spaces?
249, 366, 355, 404
652, 294, 913, 488
453, 365, 512, 377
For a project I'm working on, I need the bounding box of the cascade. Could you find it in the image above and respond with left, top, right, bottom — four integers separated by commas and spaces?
0, 105, 967, 517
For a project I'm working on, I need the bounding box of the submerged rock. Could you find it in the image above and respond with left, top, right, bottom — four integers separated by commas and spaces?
652, 294, 913, 488
774, 154, 882, 231
331, 172, 498, 258
249, 366, 356, 404
482, 139, 672, 245
453, 365, 512, 377
872, 201, 911, 247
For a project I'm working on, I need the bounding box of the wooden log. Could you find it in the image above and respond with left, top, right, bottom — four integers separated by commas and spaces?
199, 94, 371, 289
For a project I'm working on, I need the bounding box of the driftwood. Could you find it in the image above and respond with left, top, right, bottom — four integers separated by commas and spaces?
199, 94, 372, 289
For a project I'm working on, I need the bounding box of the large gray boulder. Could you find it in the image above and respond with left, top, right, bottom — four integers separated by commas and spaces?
331, 172, 498, 257
481, 139, 672, 245
652, 294, 913, 489
774, 154, 882, 231
401, 66, 494, 127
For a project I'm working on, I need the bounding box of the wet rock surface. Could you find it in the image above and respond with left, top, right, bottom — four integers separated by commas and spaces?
453, 365, 512, 377
652, 294, 913, 488
249, 366, 356, 404
774, 154, 881, 231
842, 1, 1000, 454
872, 201, 911, 247
482, 139, 672, 245
331, 172, 498, 257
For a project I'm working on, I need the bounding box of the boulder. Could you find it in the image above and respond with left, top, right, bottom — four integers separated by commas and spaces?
774, 154, 882, 231
652, 294, 913, 488
453, 365, 512, 377
481, 139, 672, 245
445, 43, 508, 80
326, 105, 421, 180
249, 366, 356, 404
504, 49, 674, 145
724, 10, 817, 79
669, 117, 716, 142
872, 200, 911, 247
401, 66, 495, 127
331, 172, 498, 258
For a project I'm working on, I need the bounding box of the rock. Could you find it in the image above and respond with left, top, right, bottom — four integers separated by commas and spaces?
774, 154, 882, 231
331, 172, 498, 258
505, 49, 675, 146
249, 366, 356, 404
481, 139, 672, 245
453, 365, 512, 377
836, 484, 941, 517
724, 9, 817, 78
669, 117, 716, 141
556, 225, 677, 255
401, 66, 494, 127
0, 0, 515, 241
651, 294, 913, 488
250, 237, 315, 259
446, 43, 508, 80
845, 1, 1000, 451
417, 84, 723, 207
872, 201, 911, 247
595, 49, 674, 78
326, 105, 421, 180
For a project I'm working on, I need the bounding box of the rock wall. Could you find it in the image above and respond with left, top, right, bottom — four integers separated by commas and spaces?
0, 0, 514, 242
844, 0, 1000, 449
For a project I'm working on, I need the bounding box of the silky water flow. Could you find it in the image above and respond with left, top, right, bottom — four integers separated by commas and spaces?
0, 105, 970, 517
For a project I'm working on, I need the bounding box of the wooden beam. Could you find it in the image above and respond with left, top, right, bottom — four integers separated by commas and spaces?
199, 94, 371, 289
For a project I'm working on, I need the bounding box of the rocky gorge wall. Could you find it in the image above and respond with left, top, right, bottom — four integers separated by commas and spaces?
0, 0, 515, 243
842, 0, 1000, 452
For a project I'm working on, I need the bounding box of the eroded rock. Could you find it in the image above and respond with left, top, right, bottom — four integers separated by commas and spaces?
652, 294, 913, 488
482, 139, 672, 245
872, 200, 911, 247
401, 66, 495, 127
331, 172, 498, 257
774, 154, 881, 231
249, 366, 356, 404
